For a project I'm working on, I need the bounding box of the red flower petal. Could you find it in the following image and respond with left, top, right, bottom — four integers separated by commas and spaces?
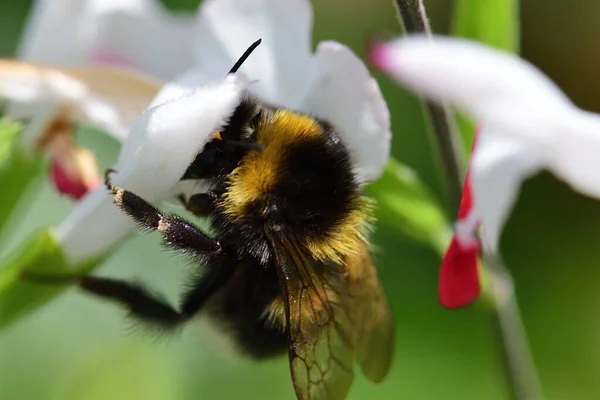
439, 237, 480, 309
439, 129, 481, 309
51, 160, 99, 200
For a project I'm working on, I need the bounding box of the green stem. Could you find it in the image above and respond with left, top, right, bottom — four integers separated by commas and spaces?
482, 254, 545, 400
393, 0, 466, 215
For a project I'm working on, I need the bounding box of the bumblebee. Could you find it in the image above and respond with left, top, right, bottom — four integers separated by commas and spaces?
26, 40, 394, 400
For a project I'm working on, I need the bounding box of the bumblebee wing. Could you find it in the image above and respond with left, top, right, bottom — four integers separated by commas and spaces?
267, 233, 393, 400
344, 240, 394, 382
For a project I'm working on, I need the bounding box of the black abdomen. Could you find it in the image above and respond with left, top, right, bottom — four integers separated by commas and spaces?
205, 257, 288, 359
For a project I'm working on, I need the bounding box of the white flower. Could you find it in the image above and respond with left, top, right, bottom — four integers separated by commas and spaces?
0, 61, 161, 199
371, 34, 600, 253
57, 74, 251, 264
50, 0, 391, 264
18, 0, 195, 80
157, 0, 391, 183
7, 0, 185, 193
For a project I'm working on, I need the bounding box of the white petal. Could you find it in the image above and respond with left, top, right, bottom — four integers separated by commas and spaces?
18, 0, 93, 65
19, 0, 194, 80
471, 128, 545, 251
545, 109, 600, 199
193, 0, 313, 107
374, 36, 575, 143
112, 74, 250, 200
1, 61, 161, 142
148, 67, 214, 108
301, 42, 391, 183
66, 66, 162, 138
0, 61, 87, 102
55, 186, 133, 265
95, 2, 196, 80
19, 0, 150, 65
56, 74, 250, 264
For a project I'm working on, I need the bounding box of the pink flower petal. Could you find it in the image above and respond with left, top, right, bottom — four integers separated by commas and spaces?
51, 160, 99, 200
90, 49, 135, 68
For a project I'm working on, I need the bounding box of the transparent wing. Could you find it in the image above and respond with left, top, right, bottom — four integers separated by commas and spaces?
268, 234, 394, 400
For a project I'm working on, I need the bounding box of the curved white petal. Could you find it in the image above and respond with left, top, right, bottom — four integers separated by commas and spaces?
66, 66, 161, 138
149, 67, 214, 108
471, 128, 545, 251
301, 41, 391, 183
542, 109, 600, 199
0, 61, 87, 102
56, 74, 249, 264
374, 36, 575, 144
19, 0, 194, 80
193, 0, 313, 107
95, 3, 196, 80
1, 61, 161, 142
18, 0, 93, 65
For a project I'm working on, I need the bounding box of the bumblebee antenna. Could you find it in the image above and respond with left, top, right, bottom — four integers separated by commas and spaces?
228, 38, 262, 74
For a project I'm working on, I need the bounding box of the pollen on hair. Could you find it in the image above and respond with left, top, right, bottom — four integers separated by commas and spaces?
221, 110, 324, 220
306, 196, 376, 264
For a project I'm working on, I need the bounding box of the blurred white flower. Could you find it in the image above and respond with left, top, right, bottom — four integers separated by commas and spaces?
7, 0, 188, 199
371, 35, 600, 305
0, 61, 161, 199
19, 0, 195, 80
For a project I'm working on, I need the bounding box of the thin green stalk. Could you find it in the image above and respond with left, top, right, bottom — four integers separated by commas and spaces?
483, 253, 545, 400
393, 0, 466, 215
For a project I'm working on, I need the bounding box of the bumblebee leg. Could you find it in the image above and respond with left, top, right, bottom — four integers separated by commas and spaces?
21, 272, 182, 328
21, 259, 237, 330
178, 192, 218, 218
179, 259, 237, 316
111, 186, 222, 256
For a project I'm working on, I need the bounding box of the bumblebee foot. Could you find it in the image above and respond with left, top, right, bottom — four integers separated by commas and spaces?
103, 168, 118, 193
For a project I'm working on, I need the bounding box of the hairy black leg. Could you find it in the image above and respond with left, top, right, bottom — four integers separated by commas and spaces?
21, 271, 182, 328
21, 258, 238, 330
109, 185, 221, 257
179, 259, 237, 316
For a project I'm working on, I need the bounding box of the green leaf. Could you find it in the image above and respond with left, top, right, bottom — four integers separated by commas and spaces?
0, 119, 45, 238
452, 0, 520, 54
367, 159, 451, 254
451, 0, 520, 151
0, 229, 100, 330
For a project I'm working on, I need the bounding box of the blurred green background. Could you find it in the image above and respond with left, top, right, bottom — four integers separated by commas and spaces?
2, 0, 600, 399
